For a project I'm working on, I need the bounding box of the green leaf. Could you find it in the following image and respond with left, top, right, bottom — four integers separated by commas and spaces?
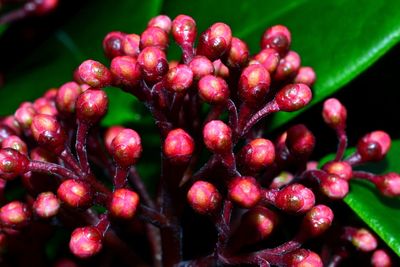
161, 0, 400, 129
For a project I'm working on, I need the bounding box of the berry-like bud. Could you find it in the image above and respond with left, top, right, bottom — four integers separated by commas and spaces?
137, 47, 169, 83
252, 48, 280, 73
286, 124, 315, 158
203, 120, 232, 154
69, 226, 103, 258
371, 249, 392, 267
322, 98, 347, 129
323, 161, 352, 181
351, 228, 378, 252
171, 15, 197, 46
197, 22, 232, 61
228, 176, 261, 208
14, 102, 37, 130
274, 51, 301, 81
103, 31, 126, 59
357, 131, 391, 162
1, 115, 21, 136
164, 64, 193, 93
0, 125, 16, 145
213, 59, 230, 79
294, 66, 316, 86
320, 174, 349, 200
33, 192, 60, 218
275, 184, 315, 214
260, 25, 291, 56
110, 129, 142, 168
78, 60, 112, 88
76, 89, 108, 124
189, 56, 214, 80
198, 75, 229, 104
275, 83, 312, 112
302, 204, 334, 236
0, 201, 30, 228
0, 148, 29, 180
110, 56, 141, 88
270, 171, 294, 189
31, 114, 66, 154
43, 88, 58, 100
122, 33, 141, 58
33, 97, 58, 116
2, 135, 28, 155
238, 64, 271, 105
238, 138, 275, 172
57, 179, 92, 208
148, 15, 172, 33
374, 172, 400, 197
104, 126, 125, 153
109, 188, 139, 219
285, 249, 323, 267
187, 181, 221, 215
163, 129, 194, 164
226, 37, 249, 68
140, 26, 169, 50
56, 81, 82, 115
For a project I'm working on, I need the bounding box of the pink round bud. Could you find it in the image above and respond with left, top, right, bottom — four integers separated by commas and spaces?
110, 129, 142, 168
187, 181, 221, 215
14, 102, 37, 130
33, 192, 60, 218
148, 15, 172, 33
31, 114, 66, 154
228, 176, 261, 208
275, 83, 312, 112
1, 115, 21, 136
270, 171, 294, 189
122, 33, 140, 58
302, 204, 334, 236
43, 88, 58, 100
322, 98, 347, 129
260, 25, 291, 56
375, 173, 400, 197
163, 129, 194, 164
285, 249, 323, 267
171, 15, 197, 46
197, 22, 232, 61
57, 179, 92, 208
110, 56, 141, 88
189, 56, 214, 80
164, 64, 193, 93
0, 148, 29, 180
140, 26, 169, 50
351, 228, 378, 252
0, 125, 16, 145
76, 89, 108, 124
286, 124, 315, 157
357, 131, 391, 162
238, 206, 277, 241
323, 161, 353, 181
198, 75, 229, 104
104, 126, 124, 153
33, 97, 58, 116
275, 184, 315, 214
137, 47, 169, 83
56, 81, 82, 114
238, 138, 275, 172
2, 135, 28, 155
320, 174, 349, 200
371, 249, 392, 267
109, 188, 139, 219
203, 120, 232, 154
294, 66, 316, 86
103, 31, 126, 59
69, 226, 103, 258
78, 60, 112, 88
238, 64, 271, 105
274, 51, 301, 81
213, 59, 230, 79
28, 0, 58, 16
0, 201, 30, 228
253, 48, 280, 73
226, 37, 249, 68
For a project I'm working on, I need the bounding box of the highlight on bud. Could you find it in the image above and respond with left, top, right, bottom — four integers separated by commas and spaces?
0, 148, 29, 180
275, 83, 312, 112
78, 60, 112, 88
197, 22, 232, 61
33, 192, 60, 218
294, 66, 316, 86
226, 37, 249, 68
351, 228, 378, 252
140, 26, 169, 50
187, 181, 221, 215
109, 188, 139, 219
323, 161, 353, 181
238, 138, 275, 172
56, 81, 82, 115
69, 226, 103, 258
76, 89, 109, 124
357, 131, 391, 162
203, 120, 232, 154
286, 124, 315, 158
302, 204, 334, 237
284, 249, 323, 267
238, 64, 270, 105
274, 51, 301, 81
110, 129, 142, 168
2, 135, 28, 155
103, 31, 126, 59
110, 56, 142, 88
163, 128, 194, 164
260, 25, 291, 56
320, 174, 349, 200
122, 33, 140, 58
148, 15, 172, 33
275, 183, 315, 214
374, 172, 400, 197
198, 75, 229, 104
322, 98, 347, 129
171, 15, 197, 46
228, 176, 261, 208
137, 47, 169, 83
252, 48, 280, 73
371, 249, 392, 267
0, 201, 30, 228
189, 56, 214, 80
164, 64, 193, 93
57, 179, 92, 208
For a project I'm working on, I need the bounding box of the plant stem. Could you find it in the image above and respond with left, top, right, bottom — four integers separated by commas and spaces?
76, 120, 91, 174
28, 160, 79, 180
335, 129, 348, 161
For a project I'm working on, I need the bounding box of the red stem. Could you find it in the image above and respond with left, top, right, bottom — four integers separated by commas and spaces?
113, 166, 128, 189
76, 121, 91, 174
241, 101, 279, 137
335, 129, 348, 161
28, 160, 79, 180
129, 167, 155, 208
351, 171, 378, 182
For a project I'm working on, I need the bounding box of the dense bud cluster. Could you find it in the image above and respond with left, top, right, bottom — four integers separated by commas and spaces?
0, 14, 396, 267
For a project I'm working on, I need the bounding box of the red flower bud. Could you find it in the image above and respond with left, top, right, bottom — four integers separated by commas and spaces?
14, 102, 37, 130
285, 249, 323, 267
275, 83, 312, 112
187, 181, 221, 215
189, 56, 214, 80
31, 114, 66, 154
374, 172, 400, 197
371, 249, 392, 267
2, 135, 28, 155
274, 51, 301, 81
103, 31, 126, 59
78, 60, 112, 88
275, 184, 315, 214
110, 129, 142, 168
323, 161, 352, 181
320, 174, 349, 200
57, 179, 92, 208
226, 37, 249, 68
198, 75, 229, 104
294, 66, 316, 86
260, 25, 291, 56
76, 89, 108, 124
56, 81, 82, 115
33, 192, 60, 218
164, 64, 193, 93
203, 120, 232, 154
286, 124, 315, 157
270, 171, 294, 189
0, 148, 29, 180
69, 226, 103, 258
1, 115, 21, 136
33, 97, 58, 116
148, 15, 172, 33
27, 0, 58, 16
43, 88, 58, 100
197, 22, 232, 61
322, 98, 347, 129
171, 15, 197, 46
238, 64, 271, 105
137, 47, 169, 83
351, 228, 378, 252
110, 56, 141, 88
213, 59, 230, 79
357, 131, 391, 162
0, 201, 30, 228
302, 204, 334, 236
122, 33, 141, 58
163, 129, 194, 164
104, 126, 125, 153
238, 138, 275, 172
109, 188, 139, 219
228, 176, 261, 208
252, 48, 280, 73
140, 26, 169, 50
